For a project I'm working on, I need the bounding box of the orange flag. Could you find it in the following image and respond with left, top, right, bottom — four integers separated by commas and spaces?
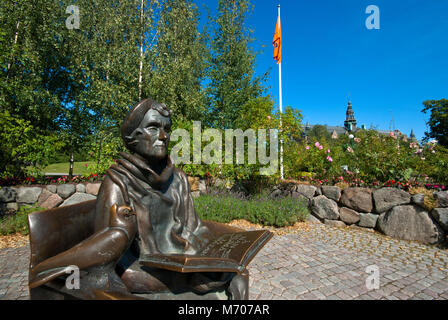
273, 15, 281, 64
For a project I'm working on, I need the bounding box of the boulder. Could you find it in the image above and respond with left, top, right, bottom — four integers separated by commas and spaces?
16, 187, 43, 204
37, 189, 53, 206
6, 202, 18, 212
321, 186, 341, 202
358, 213, 378, 228
40, 194, 64, 209
411, 194, 425, 209
306, 214, 321, 224
431, 208, 448, 232
291, 192, 310, 207
270, 189, 282, 198
311, 195, 339, 220
377, 205, 444, 245
0, 187, 17, 203
349, 224, 375, 233
46, 185, 57, 193
60, 193, 96, 207
373, 187, 411, 213
198, 180, 207, 193
57, 184, 76, 199
315, 187, 322, 196
86, 183, 101, 196
76, 183, 86, 193
434, 191, 448, 208
324, 219, 346, 228
339, 188, 373, 213
0, 202, 18, 216
339, 207, 360, 225
294, 184, 317, 199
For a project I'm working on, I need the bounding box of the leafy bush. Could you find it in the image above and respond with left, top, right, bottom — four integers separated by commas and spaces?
194, 193, 309, 227
285, 129, 448, 187
0, 110, 64, 179
0, 205, 44, 235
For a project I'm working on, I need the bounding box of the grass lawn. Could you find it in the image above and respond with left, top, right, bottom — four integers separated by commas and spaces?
43, 161, 96, 175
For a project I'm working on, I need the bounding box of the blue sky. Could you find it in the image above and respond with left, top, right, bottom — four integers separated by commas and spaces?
198, 0, 448, 140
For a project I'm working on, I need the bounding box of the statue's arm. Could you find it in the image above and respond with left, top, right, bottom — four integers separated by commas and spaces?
29, 177, 137, 287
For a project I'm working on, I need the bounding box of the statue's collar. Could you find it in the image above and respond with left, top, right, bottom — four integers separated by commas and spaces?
117, 152, 174, 190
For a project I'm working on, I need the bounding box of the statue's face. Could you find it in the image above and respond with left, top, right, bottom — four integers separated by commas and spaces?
133, 109, 171, 160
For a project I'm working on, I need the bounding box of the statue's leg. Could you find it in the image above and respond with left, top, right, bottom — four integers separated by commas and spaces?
226, 269, 249, 300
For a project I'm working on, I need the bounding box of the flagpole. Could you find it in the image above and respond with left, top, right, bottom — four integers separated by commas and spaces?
278, 4, 284, 180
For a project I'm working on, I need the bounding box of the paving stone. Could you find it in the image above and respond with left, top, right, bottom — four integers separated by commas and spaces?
2, 221, 448, 300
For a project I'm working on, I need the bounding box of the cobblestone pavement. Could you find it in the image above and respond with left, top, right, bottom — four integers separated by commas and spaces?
1, 222, 447, 300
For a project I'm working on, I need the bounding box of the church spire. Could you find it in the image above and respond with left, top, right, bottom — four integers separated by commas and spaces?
344, 96, 357, 131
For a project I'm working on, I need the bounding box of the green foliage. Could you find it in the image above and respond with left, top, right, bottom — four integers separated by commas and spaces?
272, 106, 303, 144
194, 193, 309, 227
194, 194, 246, 223
149, 0, 207, 122
0, 110, 64, 178
0, 205, 44, 235
207, 0, 268, 129
84, 127, 126, 176
234, 96, 274, 130
285, 129, 448, 186
422, 99, 448, 147
307, 125, 332, 143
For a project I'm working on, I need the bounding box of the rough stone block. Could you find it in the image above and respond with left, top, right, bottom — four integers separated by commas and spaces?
377, 205, 444, 244
339, 188, 373, 213
60, 193, 96, 207
294, 184, 317, 199
321, 186, 341, 202
339, 207, 360, 225
76, 184, 86, 193
311, 195, 339, 220
434, 191, 448, 208
86, 183, 101, 196
358, 213, 378, 228
40, 194, 64, 209
411, 194, 425, 208
57, 184, 76, 199
37, 189, 53, 206
373, 187, 411, 213
0, 187, 17, 203
324, 219, 346, 228
16, 187, 42, 204
46, 185, 57, 193
431, 208, 448, 232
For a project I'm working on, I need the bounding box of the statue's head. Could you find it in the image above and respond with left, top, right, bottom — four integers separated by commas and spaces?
121, 98, 173, 161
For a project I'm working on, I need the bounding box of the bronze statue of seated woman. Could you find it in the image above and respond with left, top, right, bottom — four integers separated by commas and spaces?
28, 98, 272, 300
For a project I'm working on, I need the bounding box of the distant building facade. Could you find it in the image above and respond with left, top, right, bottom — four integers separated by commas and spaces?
302, 98, 415, 141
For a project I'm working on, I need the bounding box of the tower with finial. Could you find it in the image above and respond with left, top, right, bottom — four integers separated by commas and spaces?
344, 95, 357, 131
410, 129, 416, 141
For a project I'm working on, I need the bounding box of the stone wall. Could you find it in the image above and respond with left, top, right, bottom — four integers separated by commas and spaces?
271, 184, 448, 245
1, 180, 447, 246
0, 183, 101, 215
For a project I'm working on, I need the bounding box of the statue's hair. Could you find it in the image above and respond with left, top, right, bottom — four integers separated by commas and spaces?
121, 98, 172, 151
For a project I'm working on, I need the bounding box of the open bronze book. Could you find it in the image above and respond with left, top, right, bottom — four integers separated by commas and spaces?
139, 230, 273, 273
